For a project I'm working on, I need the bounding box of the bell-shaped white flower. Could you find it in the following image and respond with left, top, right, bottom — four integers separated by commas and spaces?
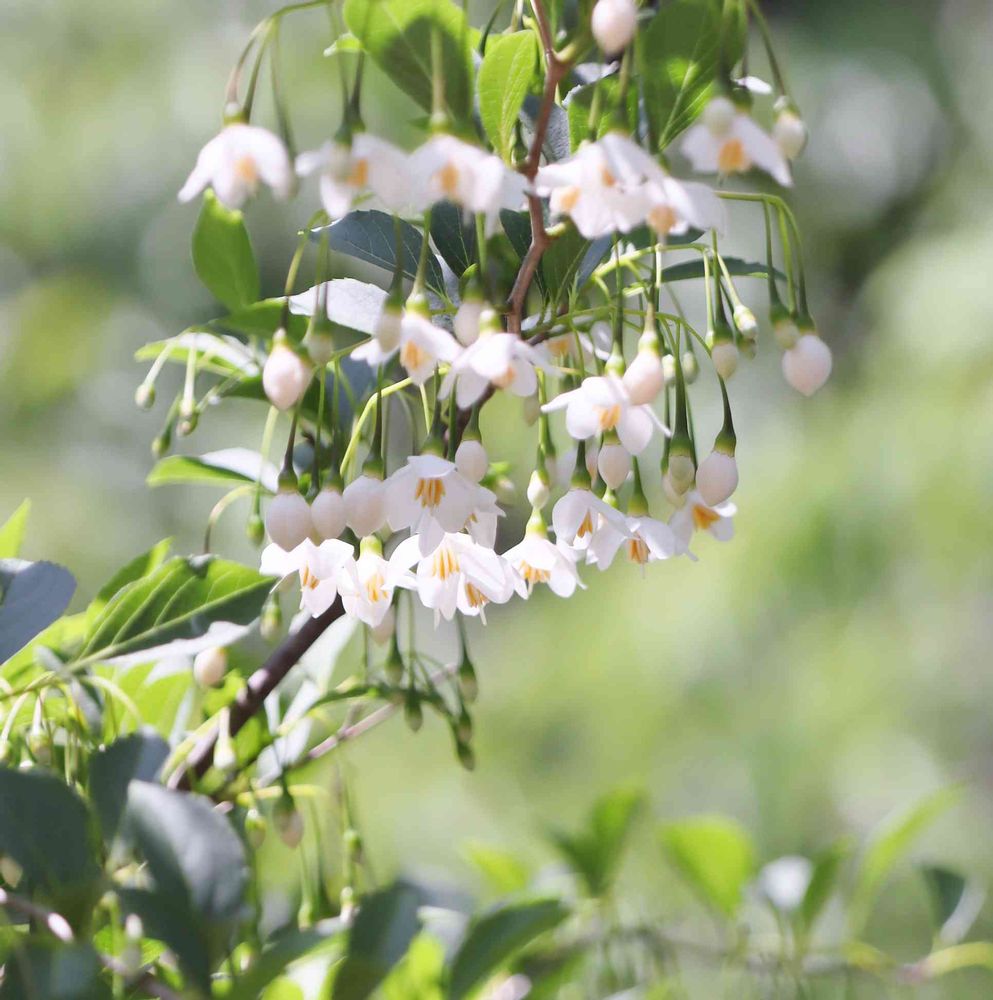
355, 306, 459, 386
591, 0, 638, 53
179, 124, 293, 208
385, 454, 480, 555
551, 487, 627, 551
465, 486, 504, 548
503, 527, 583, 598
310, 485, 347, 540
588, 514, 678, 570
696, 450, 738, 506
454, 439, 488, 483
409, 134, 528, 234
260, 537, 355, 617
681, 97, 792, 187
338, 537, 418, 627
440, 323, 546, 409
669, 490, 736, 552
782, 333, 832, 396
295, 132, 410, 219
543, 374, 668, 454
343, 474, 387, 537
266, 487, 312, 551
262, 338, 312, 411
413, 533, 518, 624
526, 469, 551, 510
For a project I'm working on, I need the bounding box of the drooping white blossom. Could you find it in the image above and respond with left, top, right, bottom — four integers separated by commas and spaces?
587, 514, 678, 570
354, 308, 459, 386
503, 531, 583, 598
265, 487, 312, 551
695, 450, 739, 506
440, 329, 546, 409
342, 474, 387, 537
591, 0, 638, 53
260, 537, 355, 617
337, 537, 418, 627
310, 485, 347, 540
669, 490, 736, 551
552, 487, 627, 551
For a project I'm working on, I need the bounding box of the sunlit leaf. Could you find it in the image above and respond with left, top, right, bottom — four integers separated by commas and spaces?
0, 500, 31, 559
147, 449, 277, 493
192, 190, 260, 310
479, 31, 539, 160
462, 842, 531, 896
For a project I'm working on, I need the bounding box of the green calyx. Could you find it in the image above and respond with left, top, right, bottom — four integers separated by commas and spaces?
570, 440, 593, 491
276, 469, 300, 493
404, 290, 431, 319
359, 534, 383, 558
525, 507, 547, 537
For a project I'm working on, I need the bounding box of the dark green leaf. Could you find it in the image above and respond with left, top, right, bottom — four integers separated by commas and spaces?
479, 31, 539, 159
0, 559, 76, 663
73, 555, 273, 666
312, 210, 447, 295
229, 925, 345, 1000
565, 77, 638, 150
0, 942, 111, 1000
448, 898, 569, 1000
192, 190, 260, 310
332, 881, 422, 1000
661, 815, 755, 919
343, 0, 475, 123
431, 202, 478, 278
0, 500, 30, 559
147, 449, 274, 492
661, 257, 777, 283
89, 730, 170, 845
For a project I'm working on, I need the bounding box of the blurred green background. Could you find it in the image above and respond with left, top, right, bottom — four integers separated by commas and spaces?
2, 0, 993, 989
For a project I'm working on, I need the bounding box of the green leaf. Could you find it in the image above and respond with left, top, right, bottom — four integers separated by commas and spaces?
88, 539, 172, 622
229, 925, 345, 1000
0, 500, 30, 559
448, 898, 569, 1000
89, 730, 170, 845
430, 202, 478, 278
800, 842, 849, 932
479, 31, 539, 160
849, 786, 962, 934
660, 257, 776, 283
332, 881, 422, 1000
343, 0, 475, 124
660, 816, 756, 919
73, 555, 273, 666
565, 77, 638, 151
0, 559, 76, 664
211, 298, 307, 342
0, 942, 111, 1000
0, 769, 101, 925
312, 210, 447, 296
638, 0, 747, 150
192, 190, 260, 310
550, 788, 643, 897
381, 933, 445, 1000
147, 449, 276, 492
462, 842, 531, 896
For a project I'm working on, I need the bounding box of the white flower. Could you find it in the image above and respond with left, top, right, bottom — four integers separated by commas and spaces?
591, 0, 638, 53
179, 124, 293, 208
354, 309, 459, 386
588, 514, 678, 570
343, 474, 387, 537
696, 450, 738, 506
455, 439, 488, 483
782, 334, 832, 396
338, 538, 418, 627
551, 488, 627, 551
526, 469, 550, 510
669, 490, 736, 551
385, 454, 481, 555
681, 97, 792, 187
503, 532, 583, 598
260, 537, 355, 617
413, 533, 518, 623
773, 111, 808, 160
310, 485, 347, 540
262, 339, 312, 411
409, 134, 528, 234
466, 486, 504, 548
266, 488, 312, 550
295, 133, 410, 218
440, 331, 546, 409
758, 856, 813, 913
543, 374, 668, 454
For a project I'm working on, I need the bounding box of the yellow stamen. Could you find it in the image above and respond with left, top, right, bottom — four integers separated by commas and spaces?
596, 404, 622, 431
600, 167, 617, 187
577, 511, 595, 538
348, 157, 369, 187
692, 503, 721, 531
648, 204, 678, 234
437, 161, 460, 196
431, 543, 460, 580
464, 583, 488, 609
299, 565, 320, 590
557, 186, 581, 212
520, 562, 550, 585
626, 537, 650, 564
491, 366, 516, 389
717, 138, 750, 174
547, 336, 571, 359
414, 477, 446, 509
364, 571, 387, 603
400, 339, 429, 374
233, 155, 260, 186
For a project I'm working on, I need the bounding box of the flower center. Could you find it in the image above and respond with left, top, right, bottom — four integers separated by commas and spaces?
519, 562, 550, 585
431, 542, 460, 579
400, 339, 429, 374
414, 476, 446, 509
577, 511, 595, 538
692, 503, 721, 531
648, 204, 678, 234
437, 161, 460, 196
299, 565, 320, 590
233, 155, 260, 186
464, 583, 488, 608
491, 365, 516, 389
364, 570, 387, 603
596, 404, 622, 431
547, 336, 571, 359
556, 186, 581, 212
626, 537, 650, 564
600, 167, 617, 188
348, 157, 369, 187
717, 138, 750, 174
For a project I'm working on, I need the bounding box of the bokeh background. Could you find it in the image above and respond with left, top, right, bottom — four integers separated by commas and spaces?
2, 0, 993, 989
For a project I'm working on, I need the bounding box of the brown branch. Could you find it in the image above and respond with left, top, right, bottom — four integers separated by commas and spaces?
168, 598, 346, 791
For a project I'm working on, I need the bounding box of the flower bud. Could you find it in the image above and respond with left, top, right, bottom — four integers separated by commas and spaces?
456, 740, 476, 771
304, 318, 336, 368
246, 511, 265, 546
274, 791, 304, 848
370, 605, 395, 646
310, 485, 346, 540
696, 450, 738, 505
213, 736, 236, 773
527, 469, 550, 510
245, 807, 267, 849
668, 453, 696, 494
385, 634, 405, 684
0, 855, 22, 888
774, 110, 808, 160
458, 655, 478, 702
261, 594, 282, 642
782, 333, 832, 396
733, 305, 758, 340
662, 353, 676, 384
263, 335, 312, 411
374, 302, 404, 352
711, 341, 739, 380
598, 442, 631, 490
455, 439, 488, 483
623, 347, 665, 405
177, 413, 198, 437
681, 350, 699, 384
591, 0, 638, 54
266, 486, 311, 550
703, 96, 737, 136
193, 646, 227, 687
343, 474, 387, 537
134, 383, 155, 410
454, 299, 484, 347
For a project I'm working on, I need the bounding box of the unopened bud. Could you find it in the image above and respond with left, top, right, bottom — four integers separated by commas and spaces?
261, 595, 282, 642
263, 335, 312, 411
404, 690, 423, 732
245, 807, 267, 849
458, 656, 478, 702
193, 646, 227, 687
0, 855, 22, 888
782, 333, 832, 396
668, 452, 696, 493
773, 312, 800, 350
703, 96, 737, 136
343, 474, 387, 537
696, 450, 739, 506
681, 351, 699, 383
304, 319, 336, 367
310, 485, 346, 541
623, 348, 665, 405
177, 413, 198, 437
266, 486, 311, 550
374, 303, 403, 352
455, 439, 488, 483
134, 383, 155, 410
343, 828, 363, 862
774, 109, 808, 160
591, 0, 638, 54
597, 442, 631, 490
454, 298, 484, 347
733, 305, 758, 340
246, 511, 265, 546
456, 741, 476, 771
